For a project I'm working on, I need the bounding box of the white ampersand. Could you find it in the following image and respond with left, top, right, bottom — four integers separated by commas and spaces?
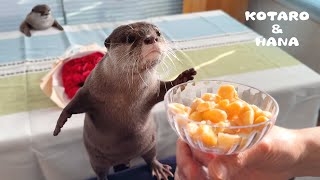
272, 24, 283, 34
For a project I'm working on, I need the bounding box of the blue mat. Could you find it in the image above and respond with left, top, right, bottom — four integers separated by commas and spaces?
0, 12, 251, 63
88, 156, 176, 180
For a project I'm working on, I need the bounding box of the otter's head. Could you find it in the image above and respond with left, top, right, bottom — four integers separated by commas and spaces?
104, 22, 166, 73
31, 4, 51, 18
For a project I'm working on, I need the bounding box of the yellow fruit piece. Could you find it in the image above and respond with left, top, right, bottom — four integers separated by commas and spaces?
198, 124, 218, 147
189, 112, 203, 121
197, 101, 214, 112
184, 107, 191, 114
202, 109, 227, 123
227, 101, 244, 118
216, 99, 229, 111
201, 93, 221, 103
254, 115, 269, 124
223, 128, 240, 134
241, 102, 252, 113
217, 85, 238, 100
239, 127, 252, 134
262, 111, 272, 119
168, 103, 187, 115
217, 132, 241, 150
214, 121, 230, 133
251, 105, 260, 112
255, 110, 272, 119
186, 122, 199, 140
239, 108, 254, 125
190, 98, 205, 113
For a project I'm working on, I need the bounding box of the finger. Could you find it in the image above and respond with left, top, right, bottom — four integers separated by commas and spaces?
176, 139, 207, 180
207, 144, 267, 180
155, 170, 160, 180
191, 148, 215, 167
176, 139, 193, 166
163, 164, 172, 170
163, 165, 174, 177
159, 170, 168, 180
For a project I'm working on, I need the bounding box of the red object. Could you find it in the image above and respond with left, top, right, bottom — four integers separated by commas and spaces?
61, 51, 104, 99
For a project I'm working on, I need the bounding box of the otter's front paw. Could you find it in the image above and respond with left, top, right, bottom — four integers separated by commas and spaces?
53, 110, 71, 136
172, 68, 197, 86
150, 160, 173, 180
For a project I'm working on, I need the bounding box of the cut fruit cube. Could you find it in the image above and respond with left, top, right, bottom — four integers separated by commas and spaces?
198, 124, 218, 147
197, 101, 214, 112
227, 100, 244, 118
184, 107, 191, 114
217, 84, 238, 100
239, 108, 254, 125
168, 103, 187, 115
201, 93, 221, 103
190, 98, 205, 113
254, 116, 269, 124
216, 99, 230, 111
214, 121, 230, 133
255, 110, 272, 119
202, 109, 227, 123
217, 132, 241, 150
186, 122, 200, 140
189, 112, 203, 121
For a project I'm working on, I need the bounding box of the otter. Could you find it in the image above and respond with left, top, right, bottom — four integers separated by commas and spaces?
53, 22, 196, 180
20, 4, 63, 37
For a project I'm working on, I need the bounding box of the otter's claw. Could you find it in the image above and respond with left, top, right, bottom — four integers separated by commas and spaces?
150, 160, 173, 180
172, 68, 197, 86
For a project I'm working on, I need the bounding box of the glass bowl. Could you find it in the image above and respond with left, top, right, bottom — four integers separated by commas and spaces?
164, 80, 279, 155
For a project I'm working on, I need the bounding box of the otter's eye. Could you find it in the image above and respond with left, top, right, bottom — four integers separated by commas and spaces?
127, 35, 136, 44
156, 31, 161, 36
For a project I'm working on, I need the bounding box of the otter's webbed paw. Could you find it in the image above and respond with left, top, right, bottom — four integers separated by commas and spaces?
150, 160, 173, 180
172, 68, 197, 86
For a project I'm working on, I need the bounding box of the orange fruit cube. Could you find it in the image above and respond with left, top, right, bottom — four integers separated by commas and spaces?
197, 101, 214, 112
190, 98, 205, 113
216, 99, 230, 111
254, 115, 269, 124
198, 124, 218, 147
239, 107, 254, 125
227, 100, 244, 118
186, 122, 200, 140
217, 85, 238, 100
214, 121, 230, 133
217, 132, 241, 150
202, 109, 227, 123
201, 93, 221, 103
168, 103, 187, 115
255, 110, 272, 120
189, 112, 203, 121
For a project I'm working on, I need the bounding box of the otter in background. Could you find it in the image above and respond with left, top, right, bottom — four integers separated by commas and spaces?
53, 22, 196, 180
20, 4, 63, 37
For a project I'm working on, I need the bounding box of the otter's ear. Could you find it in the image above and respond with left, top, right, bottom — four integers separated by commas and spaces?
104, 37, 111, 49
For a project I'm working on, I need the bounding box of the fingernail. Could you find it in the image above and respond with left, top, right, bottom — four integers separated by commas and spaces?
212, 161, 227, 180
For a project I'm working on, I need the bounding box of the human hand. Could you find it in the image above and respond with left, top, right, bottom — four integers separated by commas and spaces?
176, 126, 305, 180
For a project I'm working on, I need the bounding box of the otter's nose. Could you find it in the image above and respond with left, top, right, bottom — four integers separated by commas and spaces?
144, 36, 158, 45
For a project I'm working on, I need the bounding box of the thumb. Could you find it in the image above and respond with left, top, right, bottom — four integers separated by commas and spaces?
207, 141, 270, 180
